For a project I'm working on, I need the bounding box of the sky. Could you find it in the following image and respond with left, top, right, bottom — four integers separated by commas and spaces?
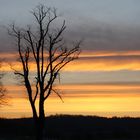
0, 0, 140, 118
1, 0, 140, 52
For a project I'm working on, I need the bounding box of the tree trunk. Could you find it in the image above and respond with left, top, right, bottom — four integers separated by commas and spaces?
28, 100, 40, 140
35, 118, 44, 140
35, 97, 45, 140
33, 112, 45, 140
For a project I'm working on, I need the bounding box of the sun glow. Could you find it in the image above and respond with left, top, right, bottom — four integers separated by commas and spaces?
1, 50, 140, 118
1, 84, 140, 118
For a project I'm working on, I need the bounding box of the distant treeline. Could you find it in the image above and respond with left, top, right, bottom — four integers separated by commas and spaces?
1, 115, 140, 140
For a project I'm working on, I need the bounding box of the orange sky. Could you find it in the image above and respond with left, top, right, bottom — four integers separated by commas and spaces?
0, 84, 140, 118
1, 51, 140, 72
1, 51, 140, 118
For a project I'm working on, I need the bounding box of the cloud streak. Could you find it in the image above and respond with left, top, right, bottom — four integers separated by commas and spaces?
1, 51, 140, 72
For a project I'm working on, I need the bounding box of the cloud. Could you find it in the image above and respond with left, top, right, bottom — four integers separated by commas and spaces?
66, 20, 140, 52
0, 0, 140, 54
1, 51, 140, 72
65, 56, 140, 71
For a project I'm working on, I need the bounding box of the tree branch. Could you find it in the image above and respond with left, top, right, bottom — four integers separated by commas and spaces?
52, 89, 64, 103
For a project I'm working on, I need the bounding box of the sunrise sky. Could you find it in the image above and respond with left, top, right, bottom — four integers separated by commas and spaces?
0, 0, 140, 118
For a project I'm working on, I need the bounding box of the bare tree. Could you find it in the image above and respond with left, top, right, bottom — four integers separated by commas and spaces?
9, 4, 81, 140
0, 61, 5, 105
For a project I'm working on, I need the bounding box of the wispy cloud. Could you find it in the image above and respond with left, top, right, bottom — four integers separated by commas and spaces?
1, 51, 140, 72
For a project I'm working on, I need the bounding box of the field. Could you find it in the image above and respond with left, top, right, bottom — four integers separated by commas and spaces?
0, 115, 140, 140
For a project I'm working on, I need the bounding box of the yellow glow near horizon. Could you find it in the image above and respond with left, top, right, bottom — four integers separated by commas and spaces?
1, 92, 140, 118
1, 84, 140, 118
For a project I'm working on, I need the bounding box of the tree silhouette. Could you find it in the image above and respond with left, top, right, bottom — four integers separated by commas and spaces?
9, 4, 81, 140
0, 61, 5, 105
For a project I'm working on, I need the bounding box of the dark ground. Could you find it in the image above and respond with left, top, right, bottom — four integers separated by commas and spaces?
0, 115, 140, 140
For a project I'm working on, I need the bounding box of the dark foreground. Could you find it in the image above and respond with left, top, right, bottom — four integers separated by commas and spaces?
0, 115, 140, 140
